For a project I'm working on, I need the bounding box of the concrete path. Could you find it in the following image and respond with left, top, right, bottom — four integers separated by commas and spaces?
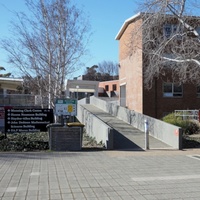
82, 104, 171, 150
1, 149, 200, 200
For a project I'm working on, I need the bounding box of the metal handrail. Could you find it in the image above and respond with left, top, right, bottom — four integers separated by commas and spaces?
0, 94, 36, 106
175, 110, 199, 121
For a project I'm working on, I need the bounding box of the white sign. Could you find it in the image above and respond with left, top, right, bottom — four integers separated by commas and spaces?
55, 99, 77, 116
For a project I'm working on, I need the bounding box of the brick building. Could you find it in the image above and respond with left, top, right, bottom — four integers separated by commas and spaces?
98, 80, 119, 97
116, 12, 200, 119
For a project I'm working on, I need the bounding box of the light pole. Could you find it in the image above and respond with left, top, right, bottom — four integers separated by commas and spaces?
76, 85, 79, 101
144, 119, 149, 150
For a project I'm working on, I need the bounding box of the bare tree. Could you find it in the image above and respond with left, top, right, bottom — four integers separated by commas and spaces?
1, 0, 90, 108
83, 61, 119, 81
97, 61, 119, 77
132, 0, 200, 88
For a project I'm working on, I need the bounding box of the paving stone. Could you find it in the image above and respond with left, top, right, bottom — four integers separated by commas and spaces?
0, 150, 200, 200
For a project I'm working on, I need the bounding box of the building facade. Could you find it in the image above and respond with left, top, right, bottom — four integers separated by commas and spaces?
98, 80, 119, 97
116, 12, 200, 119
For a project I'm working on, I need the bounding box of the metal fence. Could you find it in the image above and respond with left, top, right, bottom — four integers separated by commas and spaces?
0, 94, 36, 107
175, 110, 199, 121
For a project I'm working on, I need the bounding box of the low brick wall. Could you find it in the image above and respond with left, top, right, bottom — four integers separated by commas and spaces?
49, 127, 82, 151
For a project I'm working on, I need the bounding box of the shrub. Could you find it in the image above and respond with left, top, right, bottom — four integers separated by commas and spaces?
185, 121, 200, 135
0, 132, 49, 151
162, 112, 200, 135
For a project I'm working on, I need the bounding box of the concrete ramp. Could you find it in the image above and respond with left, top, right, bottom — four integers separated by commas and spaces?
81, 104, 171, 150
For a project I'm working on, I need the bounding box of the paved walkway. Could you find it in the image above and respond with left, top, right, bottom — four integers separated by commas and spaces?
1, 149, 200, 200
82, 104, 171, 150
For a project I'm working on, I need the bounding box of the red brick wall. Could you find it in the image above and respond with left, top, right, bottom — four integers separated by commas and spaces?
118, 14, 200, 119
119, 19, 143, 113
143, 79, 200, 119
99, 80, 119, 93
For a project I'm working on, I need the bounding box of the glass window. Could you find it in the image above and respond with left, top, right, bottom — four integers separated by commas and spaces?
196, 27, 200, 35
163, 82, 182, 97
163, 24, 181, 39
112, 84, 117, 91
173, 84, 182, 96
164, 83, 172, 93
105, 85, 109, 91
164, 24, 172, 38
197, 86, 200, 97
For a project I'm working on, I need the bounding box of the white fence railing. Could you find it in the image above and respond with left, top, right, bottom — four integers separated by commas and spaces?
175, 110, 199, 121
0, 94, 49, 107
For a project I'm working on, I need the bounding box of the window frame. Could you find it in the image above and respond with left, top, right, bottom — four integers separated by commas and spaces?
196, 27, 200, 36
105, 85, 109, 91
112, 84, 117, 91
163, 82, 183, 97
197, 86, 200, 98
163, 24, 183, 39
164, 24, 173, 38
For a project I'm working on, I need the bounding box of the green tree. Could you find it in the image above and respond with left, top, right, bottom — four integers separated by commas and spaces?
0, 66, 11, 77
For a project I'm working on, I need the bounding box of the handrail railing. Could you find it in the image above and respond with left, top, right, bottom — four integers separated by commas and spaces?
175, 110, 199, 121
0, 94, 36, 107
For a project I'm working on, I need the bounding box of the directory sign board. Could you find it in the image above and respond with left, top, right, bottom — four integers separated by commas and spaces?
5, 108, 54, 133
55, 99, 77, 116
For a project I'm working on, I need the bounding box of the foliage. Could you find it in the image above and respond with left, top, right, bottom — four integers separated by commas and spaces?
0, 131, 105, 151
82, 131, 105, 148
0, 132, 49, 151
97, 61, 119, 77
0, 66, 11, 77
185, 120, 200, 135
83, 61, 119, 81
162, 112, 200, 135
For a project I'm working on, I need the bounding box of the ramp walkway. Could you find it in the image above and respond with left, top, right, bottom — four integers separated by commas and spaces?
81, 104, 171, 150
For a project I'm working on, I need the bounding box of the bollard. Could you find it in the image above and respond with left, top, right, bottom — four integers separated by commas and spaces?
144, 119, 149, 150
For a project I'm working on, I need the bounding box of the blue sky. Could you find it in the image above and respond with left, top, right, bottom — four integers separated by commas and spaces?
0, 0, 138, 77
74, 0, 138, 75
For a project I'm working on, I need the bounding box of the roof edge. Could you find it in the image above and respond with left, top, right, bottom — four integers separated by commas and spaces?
0, 77, 23, 82
115, 12, 143, 40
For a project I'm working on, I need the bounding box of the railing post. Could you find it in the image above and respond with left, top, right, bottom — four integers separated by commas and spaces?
144, 119, 149, 150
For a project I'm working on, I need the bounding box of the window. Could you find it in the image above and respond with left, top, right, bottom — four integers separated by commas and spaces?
112, 84, 117, 91
163, 24, 182, 39
163, 24, 176, 38
196, 27, 200, 36
197, 86, 200, 97
163, 82, 183, 97
105, 85, 109, 91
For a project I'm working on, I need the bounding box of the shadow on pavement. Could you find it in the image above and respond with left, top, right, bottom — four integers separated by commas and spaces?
113, 130, 144, 151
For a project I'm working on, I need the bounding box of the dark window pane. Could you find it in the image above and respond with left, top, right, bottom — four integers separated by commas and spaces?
163, 83, 172, 92
174, 84, 182, 93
